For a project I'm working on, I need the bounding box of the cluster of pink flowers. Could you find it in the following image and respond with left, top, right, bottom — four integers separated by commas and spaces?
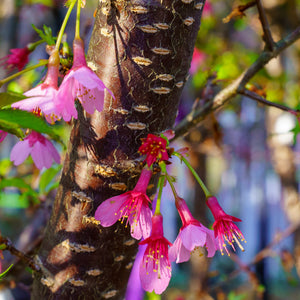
12, 38, 113, 123
94, 132, 245, 295
1, 37, 113, 170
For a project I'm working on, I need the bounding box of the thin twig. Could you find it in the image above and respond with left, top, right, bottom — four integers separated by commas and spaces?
238, 25, 300, 88
209, 222, 300, 291
239, 88, 299, 115
0, 236, 40, 272
174, 25, 300, 140
223, 0, 256, 23
251, 222, 299, 265
256, 0, 275, 51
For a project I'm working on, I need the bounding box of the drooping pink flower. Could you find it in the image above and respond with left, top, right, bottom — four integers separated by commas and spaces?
161, 129, 175, 140
0, 47, 30, 71
203, 1, 213, 16
176, 147, 189, 157
0, 130, 8, 142
11, 51, 60, 124
95, 168, 153, 240
139, 214, 172, 294
169, 197, 217, 263
10, 131, 60, 170
189, 48, 205, 75
139, 134, 169, 167
55, 38, 113, 121
206, 196, 245, 255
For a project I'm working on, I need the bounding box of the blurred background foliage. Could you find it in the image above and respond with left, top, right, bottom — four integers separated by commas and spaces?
0, 0, 300, 299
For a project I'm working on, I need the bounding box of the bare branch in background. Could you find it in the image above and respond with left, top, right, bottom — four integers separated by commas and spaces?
174, 25, 300, 140
0, 236, 40, 272
239, 88, 299, 115
223, 0, 256, 23
256, 0, 275, 51
209, 222, 300, 292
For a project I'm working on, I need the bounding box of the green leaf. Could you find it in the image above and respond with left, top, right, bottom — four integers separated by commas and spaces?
257, 284, 265, 293
228, 291, 246, 300
0, 193, 30, 208
32, 24, 55, 45
29, 0, 54, 7
39, 165, 61, 193
146, 292, 161, 300
65, 0, 75, 7
19, 190, 39, 204
45, 181, 60, 194
291, 118, 300, 145
0, 178, 33, 192
0, 108, 65, 146
0, 159, 12, 176
0, 119, 24, 139
0, 92, 26, 109
0, 264, 14, 280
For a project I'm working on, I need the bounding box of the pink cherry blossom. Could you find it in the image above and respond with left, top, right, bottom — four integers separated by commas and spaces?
206, 196, 245, 255
139, 214, 172, 294
95, 168, 153, 240
0, 130, 8, 142
10, 131, 60, 170
169, 197, 217, 263
189, 48, 205, 75
55, 38, 113, 121
203, 1, 213, 16
139, 134, 169, 167
11, 52, 60, 124
162, 129, 175, 140
0, 47, 30, 71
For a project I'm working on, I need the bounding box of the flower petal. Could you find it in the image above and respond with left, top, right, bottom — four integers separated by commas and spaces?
168, 233, 191, 263
71, 67, 107, 90
31, 142, 48, 169
181, 224, 207, 251
45, 139, 61, 164
55, 78, 78, 121
139, 251, 171, 294
204, 229, 217, 257
94, 194, 129, 226
78, 86, 104, 115
130, 205, 152, 240
10, 140, 31, 166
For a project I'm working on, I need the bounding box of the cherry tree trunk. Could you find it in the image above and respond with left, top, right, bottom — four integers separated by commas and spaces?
32, 0, 205, 299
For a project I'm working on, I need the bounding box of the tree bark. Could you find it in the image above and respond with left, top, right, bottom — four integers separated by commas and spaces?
32, 0, 206, 299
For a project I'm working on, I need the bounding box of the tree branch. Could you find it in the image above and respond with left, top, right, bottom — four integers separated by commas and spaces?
209, 222, 300, 292
256, 0, 275, 51
0, 236, 40, 272
223, 0, 256, 24
174, 25, 300, 140
239, 88, 299, 115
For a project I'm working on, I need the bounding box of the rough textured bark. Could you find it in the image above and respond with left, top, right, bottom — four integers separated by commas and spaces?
32, 0, 206, 299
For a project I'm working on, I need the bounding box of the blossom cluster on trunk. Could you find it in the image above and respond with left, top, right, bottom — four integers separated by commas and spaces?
93, 132, 246, 294
2, 36, 113, 170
